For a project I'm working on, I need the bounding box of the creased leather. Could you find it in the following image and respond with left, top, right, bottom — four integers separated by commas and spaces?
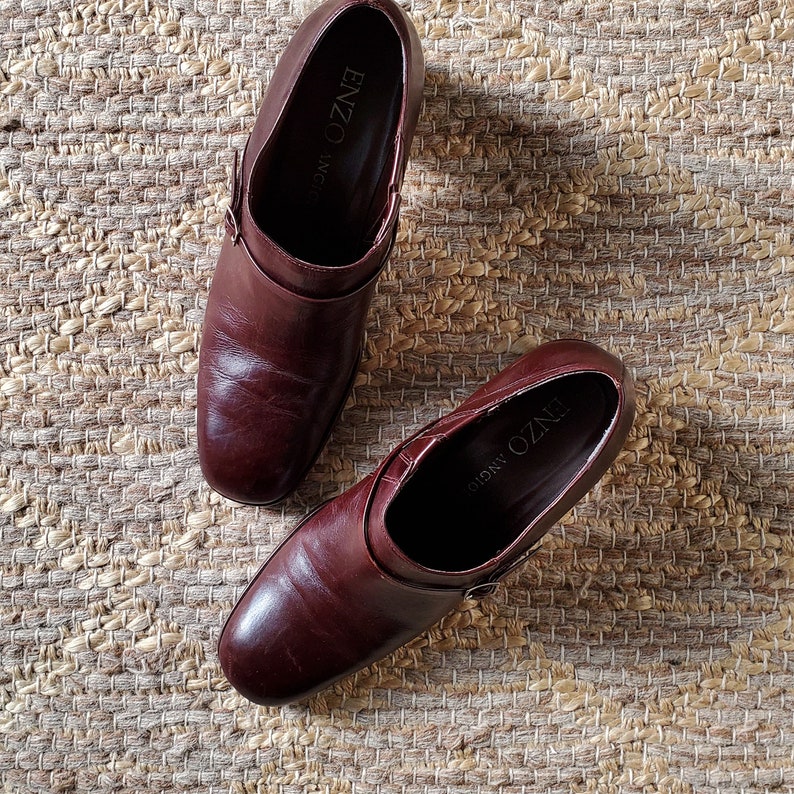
219, 340, 637, 705
219, 484, 463, 705
198, 235, 380, 503
198, 0, 425, 504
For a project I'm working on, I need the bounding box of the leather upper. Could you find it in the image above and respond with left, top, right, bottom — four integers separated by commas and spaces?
197, 0, 425, 504
219, 340, 636, 705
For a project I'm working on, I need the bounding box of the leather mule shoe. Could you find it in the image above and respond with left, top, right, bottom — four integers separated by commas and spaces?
197, 0, 424, 504
219, 340, 636, 705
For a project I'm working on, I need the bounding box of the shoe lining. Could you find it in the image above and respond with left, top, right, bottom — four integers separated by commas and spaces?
386, 373, 619, 572
251, 7, 404, 266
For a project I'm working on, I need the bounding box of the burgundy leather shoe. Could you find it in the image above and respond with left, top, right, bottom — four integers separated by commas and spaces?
219, 340, 636, 705
197, 0, 424, 504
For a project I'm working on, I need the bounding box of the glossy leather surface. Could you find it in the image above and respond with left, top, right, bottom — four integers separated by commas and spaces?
219, 340, 637, 705
198, 0, 425, 504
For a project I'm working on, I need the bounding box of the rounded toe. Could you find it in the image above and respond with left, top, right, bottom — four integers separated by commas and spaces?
197, 401, 308, 505
217, 556, 335, 706
198, 439, 295, 506
218, 594, 305, 707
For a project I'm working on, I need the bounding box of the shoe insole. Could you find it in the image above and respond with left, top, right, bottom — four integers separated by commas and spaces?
252, 7, 404, 266
386, 373, 620, 572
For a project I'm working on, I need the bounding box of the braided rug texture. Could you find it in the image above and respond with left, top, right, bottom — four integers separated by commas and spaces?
2, 0, 793, 791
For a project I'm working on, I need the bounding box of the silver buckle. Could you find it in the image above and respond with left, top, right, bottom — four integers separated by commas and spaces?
463, 542, 543, 600
225, 206, 240, 245
464, 581, 500, 600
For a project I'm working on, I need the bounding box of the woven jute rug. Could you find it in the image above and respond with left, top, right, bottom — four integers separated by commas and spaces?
2, 0, 793, 791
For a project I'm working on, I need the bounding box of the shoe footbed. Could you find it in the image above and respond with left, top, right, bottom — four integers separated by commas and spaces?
386, 372, 620, 572
251, 7, 404, 266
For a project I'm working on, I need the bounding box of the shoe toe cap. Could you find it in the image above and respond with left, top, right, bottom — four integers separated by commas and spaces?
198, 410, 298, 505
218, 590, 302, 706
197, 359, 320, 504
218, 557, 344, 706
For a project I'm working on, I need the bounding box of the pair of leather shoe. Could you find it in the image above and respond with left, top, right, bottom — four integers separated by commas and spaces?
197, 0, 636, 706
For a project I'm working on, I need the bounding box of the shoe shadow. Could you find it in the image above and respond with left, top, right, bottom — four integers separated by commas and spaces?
311, 391, 785, 714
288, 62, 638, 705
283, 61, 785, 712
291, 61, 621, 508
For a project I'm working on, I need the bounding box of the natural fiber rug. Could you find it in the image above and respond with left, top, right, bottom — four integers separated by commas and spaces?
1, 0, 793, 790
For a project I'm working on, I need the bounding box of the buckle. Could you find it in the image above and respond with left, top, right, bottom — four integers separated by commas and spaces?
225, 206, 240, 245
462, 541, 544, 600
225, 149, 242, 245
464, 581, 500, 600
389, 132, 405, 190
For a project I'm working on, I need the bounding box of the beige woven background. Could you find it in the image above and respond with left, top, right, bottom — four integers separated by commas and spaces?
2, 0, 793, 790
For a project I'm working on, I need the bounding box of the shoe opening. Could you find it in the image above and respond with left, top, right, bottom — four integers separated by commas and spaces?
385, 372, 620, 572
250, 6, 404, 266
